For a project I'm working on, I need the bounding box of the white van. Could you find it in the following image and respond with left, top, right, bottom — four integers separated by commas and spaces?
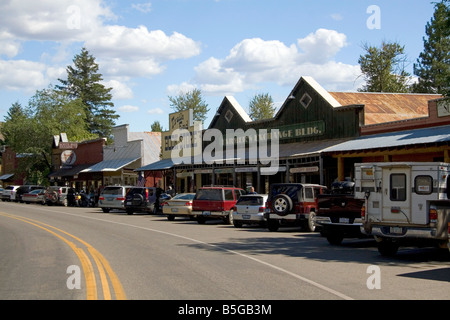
355, 162, 450, 255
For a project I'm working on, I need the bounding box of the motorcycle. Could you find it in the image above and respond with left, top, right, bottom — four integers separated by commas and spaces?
76, 191, 96, 207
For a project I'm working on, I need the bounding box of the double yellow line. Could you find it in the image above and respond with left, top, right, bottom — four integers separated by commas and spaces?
0, 212, 126, 300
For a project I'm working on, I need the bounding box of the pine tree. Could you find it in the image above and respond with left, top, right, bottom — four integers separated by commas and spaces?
248, 93, 276, 121
168, 88, 209, 123
412, 0, 450, 95
57, 47, 118, 138
358, 41, 411, 93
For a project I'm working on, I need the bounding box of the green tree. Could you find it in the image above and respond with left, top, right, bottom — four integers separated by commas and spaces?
150, 121, 163, 132
57, 47, 118, 138
412, 0, 450, 96
168, 88, 209, 123
358, 41, 411, 93
1, 88, 97, 185
248, 93, 276, 121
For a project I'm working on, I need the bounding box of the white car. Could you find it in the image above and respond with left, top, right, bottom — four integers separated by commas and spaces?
1, 185, 20, 201
232, 194, 268, 228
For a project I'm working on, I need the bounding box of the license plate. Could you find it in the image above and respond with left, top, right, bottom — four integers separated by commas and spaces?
202, 211, 211, 216
390, 227, 403, 234
107, 197, 114, 201
339, 218, 350, 224
242, 215, 251, 219
171, 208, 178, 213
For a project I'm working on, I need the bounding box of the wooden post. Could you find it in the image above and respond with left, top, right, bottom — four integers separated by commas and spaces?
337, 156, 344, 181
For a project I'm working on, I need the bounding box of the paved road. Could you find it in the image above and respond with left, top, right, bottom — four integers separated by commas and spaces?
0, 201, 449, 302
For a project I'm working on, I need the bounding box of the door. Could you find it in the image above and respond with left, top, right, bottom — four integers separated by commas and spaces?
381, 167, 411, 223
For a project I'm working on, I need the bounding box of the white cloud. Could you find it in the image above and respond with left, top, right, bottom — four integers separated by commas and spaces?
118, 105, 139, 112
132, 2, 152, 13
0, 60, 47, 92
104, 79, 134, 100
0, 0, 201, 93
170, 28, 361, 96
147, 108, 164, 114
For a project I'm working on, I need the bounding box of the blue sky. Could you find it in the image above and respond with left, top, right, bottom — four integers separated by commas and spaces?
0, 0, 438, 133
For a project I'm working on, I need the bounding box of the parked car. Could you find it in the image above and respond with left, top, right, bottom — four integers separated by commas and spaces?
124, 187, 157, 215
315, 181, 366, 245
98, 185, 134, 213
162, 193, 195, 220
232, 194, 268, 228
16, 185, 43, 202
22, 189, 46, 205
45, 186, 77, 206
264, 183, 327, 232
1, 185, 20, 201
192, 185, 246, 224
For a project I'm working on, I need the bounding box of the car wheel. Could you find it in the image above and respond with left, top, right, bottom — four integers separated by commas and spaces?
377, 239, 399, 256
167, 215, 175, 221
102, 208, 110, 213
126, 209, 134, 215
226, 210, 234, 225
132, 194, 144, 206
305, 211, 316, 232
326, 233, 344, 245
272, 194, 293, 216
197, 216, 206, 224
233, 221, 243, 228
267, 219, 279, 232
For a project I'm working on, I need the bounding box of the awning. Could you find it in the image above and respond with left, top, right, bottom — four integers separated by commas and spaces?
322, 124, 450, 154
48, 164, 94, 178
81, 157, 140, 173
0, 173, 14, 180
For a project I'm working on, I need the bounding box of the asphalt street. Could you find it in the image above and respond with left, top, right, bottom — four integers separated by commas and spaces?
0, 201, 449, 302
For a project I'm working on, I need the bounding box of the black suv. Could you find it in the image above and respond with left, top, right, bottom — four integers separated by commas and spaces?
264, 183, 327, 232
124, 187, 157, 215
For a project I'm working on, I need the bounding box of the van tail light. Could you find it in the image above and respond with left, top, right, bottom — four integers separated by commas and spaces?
161, 201, 168, 207
116, 197, 125, 201
99, 196, 105, 201
145, 188, 149, 199
361, 204, 366, 219
186, 201, 192, 206
259, 206, 265, 212
429, 208, 438, 223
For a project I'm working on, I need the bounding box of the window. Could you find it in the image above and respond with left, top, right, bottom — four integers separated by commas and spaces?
300, 93, 312, 109
224, 189, 234, 201
390, 174, 406, 201
304, 188, 314, 201
414, 176, 433, 195
234, 189, 241, 201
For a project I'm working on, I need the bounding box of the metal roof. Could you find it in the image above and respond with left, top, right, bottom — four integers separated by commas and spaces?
81, 157, 140, 173
135, 158, 175, 171
329, 92, 441, 125
323, 124, 450, 153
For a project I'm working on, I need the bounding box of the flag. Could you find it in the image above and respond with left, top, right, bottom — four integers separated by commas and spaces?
137, 174, 146, 187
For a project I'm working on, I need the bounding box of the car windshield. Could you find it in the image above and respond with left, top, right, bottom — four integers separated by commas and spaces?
236, 196, 264, 206
102, 187, 123, 195
270, 185, 302, 202
30, 189, 44, 194
172, 193, 195, 200
194, 189, 222, 200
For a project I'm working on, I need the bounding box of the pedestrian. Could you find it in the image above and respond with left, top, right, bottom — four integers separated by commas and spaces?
248, 186, 257, 194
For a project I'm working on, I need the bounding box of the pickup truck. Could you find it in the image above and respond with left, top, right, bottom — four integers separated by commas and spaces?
315, 181, 365, 245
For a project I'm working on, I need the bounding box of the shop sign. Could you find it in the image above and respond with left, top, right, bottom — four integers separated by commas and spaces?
214, 168, 234, 174
290, 166, 319, 173
194, 169, 212, 174
61, 150, 76, 166
235, 167, 258, 173
59, 142, 78, 149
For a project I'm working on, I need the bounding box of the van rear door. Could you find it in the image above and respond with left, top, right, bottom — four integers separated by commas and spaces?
381, 166, 411, 224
